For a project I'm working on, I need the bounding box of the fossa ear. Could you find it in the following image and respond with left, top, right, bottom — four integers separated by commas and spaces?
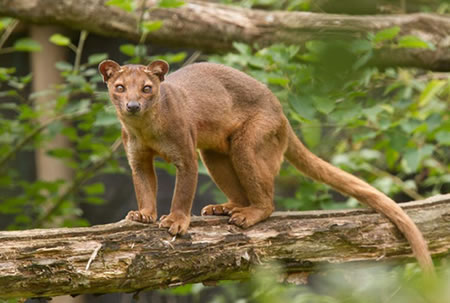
147, 60, 169, 82
98, 60, 121, 82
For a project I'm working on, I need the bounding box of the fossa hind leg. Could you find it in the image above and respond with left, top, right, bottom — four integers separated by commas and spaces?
200, 150, 249, 216
228, 119, 287, 228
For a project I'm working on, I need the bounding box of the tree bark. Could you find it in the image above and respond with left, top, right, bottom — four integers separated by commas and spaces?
0, 194, 449, 299
0, 0, 449, 71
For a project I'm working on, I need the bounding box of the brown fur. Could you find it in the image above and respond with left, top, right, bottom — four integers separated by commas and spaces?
99, 60, 434, 273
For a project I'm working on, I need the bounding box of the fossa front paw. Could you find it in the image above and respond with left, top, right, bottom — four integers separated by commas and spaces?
126, 209, 156, 223
159, 212, 190, 235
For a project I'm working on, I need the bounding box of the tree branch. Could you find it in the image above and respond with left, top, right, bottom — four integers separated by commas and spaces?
0, 0, 449, 71
0, 194, 449, 299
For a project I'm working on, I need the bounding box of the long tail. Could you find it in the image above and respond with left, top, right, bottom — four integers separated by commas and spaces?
285, 127, 434, 275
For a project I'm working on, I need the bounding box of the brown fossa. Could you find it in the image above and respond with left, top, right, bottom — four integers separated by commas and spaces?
99, 60, 434, 274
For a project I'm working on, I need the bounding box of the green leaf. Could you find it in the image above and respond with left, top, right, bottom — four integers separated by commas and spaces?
362, 106, 383, 123
47, 148, 73, 159
350, 40, 372, 53
163, 52, 187, 63
400, 119, 421, 134
119, 44, 135, 57
94, 110, 119, 127
134, 45, 147, 57
49, 34, 71, 46
106, 0, 134, 12
13, 38, 41, 52
55, 61, 73, 71
435, 130, 450, 145
403, 149, 420, 172
62, 127, 78, 141
158, 0, 185, 8
418, 80, 445, 107
329, 102, 362, 123
267, 76, 289, 87
0, 102, 18, 110
233, 42, 251, 55
397, 35, 435, 50
161, 284, 193, 295
88, 53, 108, 64
402, 145, 434, 173
84, 196, 104, 205
373, 26, 400, 43
353, 130, 377, 143
83, 183, 105, 195
352, 50, 373, 70
313, 96, 335, 114
248, 56, 267, 69
289, 94, 316, 120
305, 40, 326, 53
141, 20, 163, 33
301, 120, 321, 148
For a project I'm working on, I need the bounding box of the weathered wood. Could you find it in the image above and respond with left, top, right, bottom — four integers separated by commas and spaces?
0, 0, 449, 71
0, 194, 449, 299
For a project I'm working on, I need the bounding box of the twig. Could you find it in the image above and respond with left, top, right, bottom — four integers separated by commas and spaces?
0, 19, 19, 50
367, 164, 425, 200
182, 51, 202, 67
85, 243, 102, 271
73, 30, 88, 74
0, 46, 15, 55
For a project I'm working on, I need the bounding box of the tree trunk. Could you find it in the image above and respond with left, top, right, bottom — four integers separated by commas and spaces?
0, 0, 449, 71
0, 194, 449, 299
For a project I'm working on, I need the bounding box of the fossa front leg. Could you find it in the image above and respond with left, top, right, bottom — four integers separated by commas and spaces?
126, 150, 158, 224
159, 152, 198, 235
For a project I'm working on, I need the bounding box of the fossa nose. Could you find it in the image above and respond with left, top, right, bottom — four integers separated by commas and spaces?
126, 101, 140, 113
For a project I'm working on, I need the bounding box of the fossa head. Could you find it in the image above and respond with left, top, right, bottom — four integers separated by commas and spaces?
99, 60, 169, 118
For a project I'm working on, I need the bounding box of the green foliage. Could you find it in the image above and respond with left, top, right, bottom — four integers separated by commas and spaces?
158, 0, 186, 8
49, 33, 71, 46
209, 263, 450, 303
13, 38, 41, 52
106, 0, 185, 11
0, 28, 123, 229
105, 0, 135, 12
373, 26, 401, 43
0, 0, 194, 229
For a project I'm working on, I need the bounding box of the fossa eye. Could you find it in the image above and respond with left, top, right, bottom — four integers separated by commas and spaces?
115, 84, 125, 92
142, 85, 152, 93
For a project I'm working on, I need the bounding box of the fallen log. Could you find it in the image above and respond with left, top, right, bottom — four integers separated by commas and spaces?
0, 0, 449, 71
0, 194, 449, 299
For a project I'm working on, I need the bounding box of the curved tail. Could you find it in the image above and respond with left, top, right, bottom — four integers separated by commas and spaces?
285, 127, 434, 274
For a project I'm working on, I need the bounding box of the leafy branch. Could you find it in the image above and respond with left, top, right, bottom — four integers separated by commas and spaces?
32, 138, 122, 228
0, 110, 88, 172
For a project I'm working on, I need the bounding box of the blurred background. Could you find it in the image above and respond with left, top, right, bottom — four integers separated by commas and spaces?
0, 0, 449, 302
